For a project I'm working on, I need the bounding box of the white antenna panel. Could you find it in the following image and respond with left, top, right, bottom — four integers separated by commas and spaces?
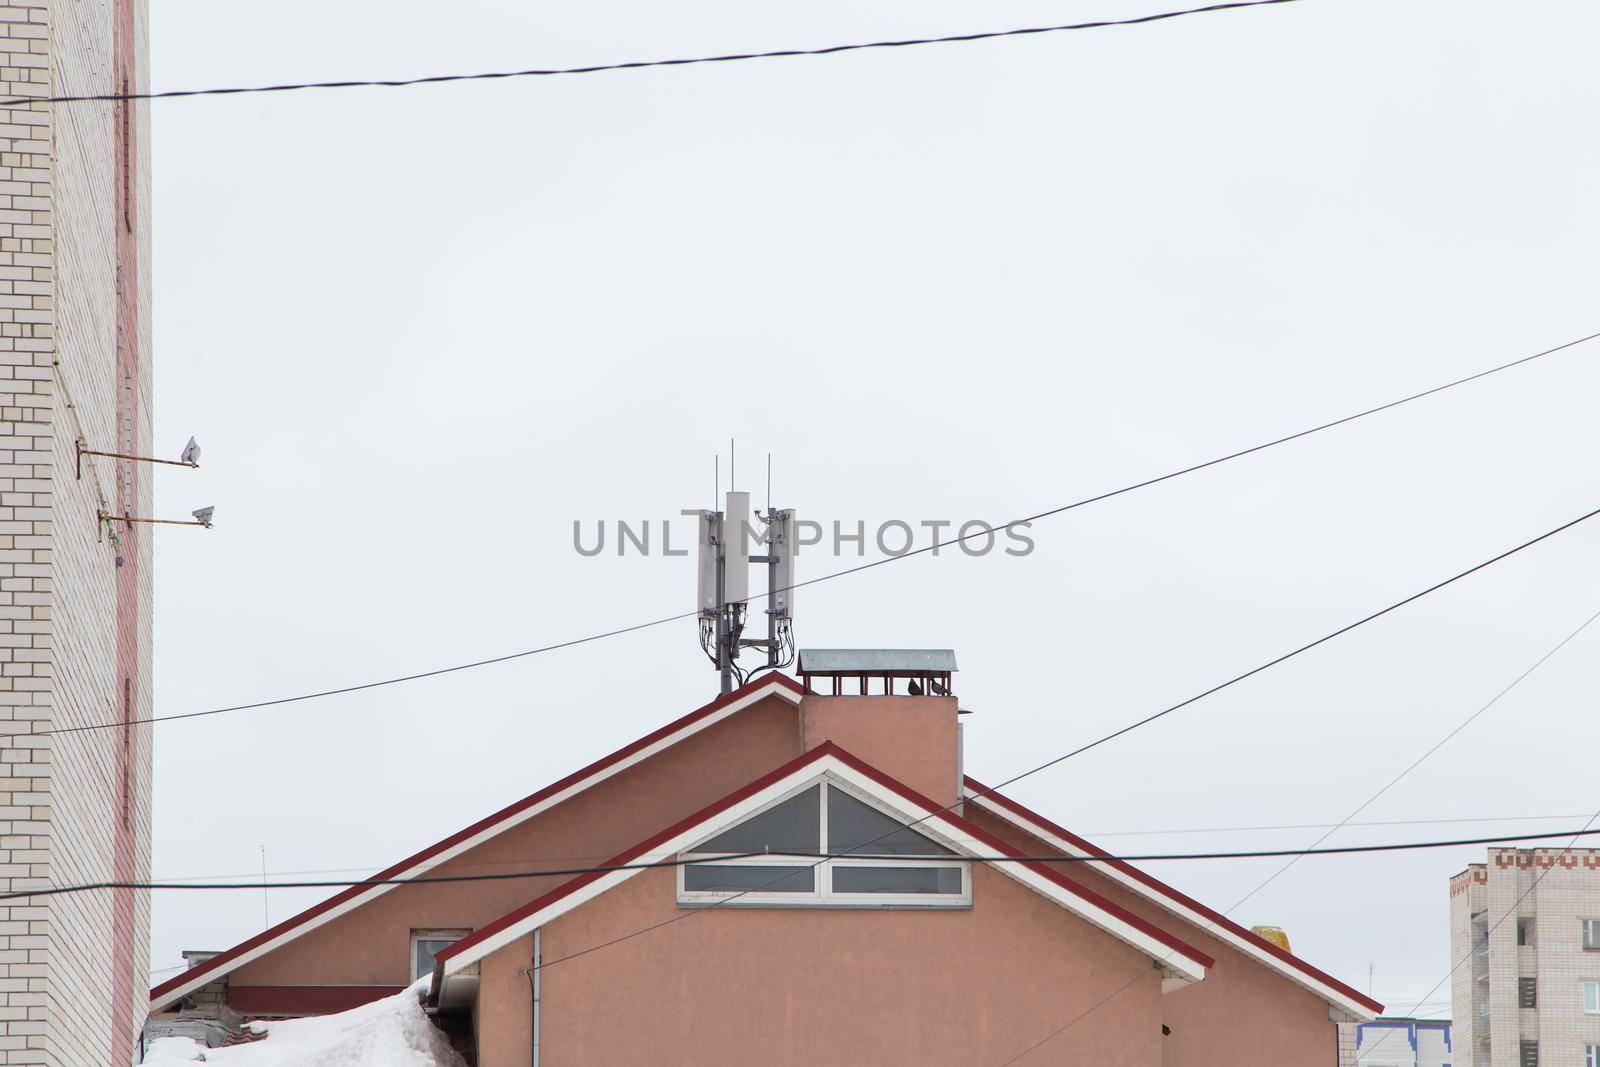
694, 510, 718, 615
772, 509, 795, 620
724, 491, 750, 606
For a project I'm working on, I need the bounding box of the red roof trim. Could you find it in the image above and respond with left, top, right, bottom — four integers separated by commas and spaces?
964, 777, 1382, 1014
151, 674, 804, 1005
437, 743, 1214, 971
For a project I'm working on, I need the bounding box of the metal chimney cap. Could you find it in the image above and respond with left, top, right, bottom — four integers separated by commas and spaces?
797, 649, 957, 676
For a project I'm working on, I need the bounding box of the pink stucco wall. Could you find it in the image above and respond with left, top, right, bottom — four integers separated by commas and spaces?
799, 695, 959, 806
230, 693, 803, 990
477, 863, 1164, 1067
212, 683, 1345, 1067
965, 807, 1340, 1067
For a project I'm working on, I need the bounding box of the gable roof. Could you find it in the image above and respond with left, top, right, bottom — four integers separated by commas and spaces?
962, 778, 1382, 1019
430, 742, 1215, 1000
151, 674, 805, 1009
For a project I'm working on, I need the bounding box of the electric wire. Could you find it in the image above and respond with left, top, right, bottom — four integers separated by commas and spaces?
3, 1, 1307, 110
42, 328, 1600, 738
42, 824, 1600, 903
148, 810, 1592, 883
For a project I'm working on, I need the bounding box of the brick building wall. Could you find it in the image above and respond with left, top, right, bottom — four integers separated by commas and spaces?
1451, 849, 1600, 1067
0, 0, 152, 1064
1450, 864, 1486, 1064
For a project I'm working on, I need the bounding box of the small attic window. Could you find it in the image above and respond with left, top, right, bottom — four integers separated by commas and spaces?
412, 929, 469, 981
678, 779, 969, 907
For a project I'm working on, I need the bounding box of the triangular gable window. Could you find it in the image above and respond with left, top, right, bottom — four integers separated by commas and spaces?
679, 778, 968, 906
693, 785, 820, 855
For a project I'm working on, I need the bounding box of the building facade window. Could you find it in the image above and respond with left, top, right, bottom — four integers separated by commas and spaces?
1519, 976, 1537, 1008
1587, 1045, 1600, 1067
1518, 917, 1535, 946
1520, 1038, 1538, 1067
1585, 981, 1600, 1014
678, 779, 970, 907
1585, 918, 1600, 950
411, 930, 470, 981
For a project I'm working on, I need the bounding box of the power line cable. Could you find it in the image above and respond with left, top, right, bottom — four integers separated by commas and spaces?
28, 824, 1600, 902
994, 971, 1147, 1066
44, 328, 1600, 737
149, 809, 1594, 882
4, 0, 1307, 110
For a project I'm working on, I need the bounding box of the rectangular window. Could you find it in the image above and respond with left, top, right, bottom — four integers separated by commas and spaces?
1519, 976, 1537, 1008
681, 865, 813, 893
411, 929, 469, 981
1521, 1039, 1538, 1067
1587, 1045, 1600, 1067
1585, 918, 1600, 949
831, 865, 964, 895
1518, 917, 1535, 946
1585, 981, 1600, 1013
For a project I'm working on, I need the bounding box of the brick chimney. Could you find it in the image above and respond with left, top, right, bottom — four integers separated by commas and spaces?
795, 650, 961, 807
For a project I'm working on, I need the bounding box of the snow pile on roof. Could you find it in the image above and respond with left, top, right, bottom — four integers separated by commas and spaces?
144, 980, 465, 1066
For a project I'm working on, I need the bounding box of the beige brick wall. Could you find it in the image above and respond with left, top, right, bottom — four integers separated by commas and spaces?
1451, 850, 1600, 1067
0, 0, 152, 1063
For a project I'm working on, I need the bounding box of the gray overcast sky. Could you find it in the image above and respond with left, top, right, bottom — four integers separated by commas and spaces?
140, 0, 1599, 1014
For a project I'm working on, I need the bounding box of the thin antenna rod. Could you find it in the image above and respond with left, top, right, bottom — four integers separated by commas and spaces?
730, 438, 735, 492
714, 455, 718, 512
260, 845, 269, 930
767, 453, 772, 515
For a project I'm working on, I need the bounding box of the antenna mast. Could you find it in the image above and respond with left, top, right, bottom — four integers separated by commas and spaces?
693, 456, 795, 694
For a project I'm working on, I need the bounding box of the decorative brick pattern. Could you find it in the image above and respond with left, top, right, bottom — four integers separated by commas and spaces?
0, 1, 151, 1064
1451, 850, 1600, 1067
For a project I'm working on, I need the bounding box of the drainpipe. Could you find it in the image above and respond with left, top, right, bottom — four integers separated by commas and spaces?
532, 929, 542, 1067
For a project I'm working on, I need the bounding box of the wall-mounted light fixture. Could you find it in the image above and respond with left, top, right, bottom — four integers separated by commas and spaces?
77, 436, 201, 480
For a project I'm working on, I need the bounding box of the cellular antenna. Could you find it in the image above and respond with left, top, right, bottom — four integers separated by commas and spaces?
691, 454, 795, 695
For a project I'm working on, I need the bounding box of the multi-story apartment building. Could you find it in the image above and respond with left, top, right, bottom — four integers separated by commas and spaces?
0, 1, 154, 1064
1451, 850, 1600, 1067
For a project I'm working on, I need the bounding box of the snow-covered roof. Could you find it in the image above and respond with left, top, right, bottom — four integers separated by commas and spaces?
144, 980, 463, 1066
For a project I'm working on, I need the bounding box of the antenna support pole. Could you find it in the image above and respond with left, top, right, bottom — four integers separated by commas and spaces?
715, 511, 733, 695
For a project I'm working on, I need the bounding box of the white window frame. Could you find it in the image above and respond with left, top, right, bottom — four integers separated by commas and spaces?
411, 929, 470, 981
1585, 980, 1600, 1015
1585, 918, 1600, 950
1586, 1044, 1600, 1067
676, 777, 971, 909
